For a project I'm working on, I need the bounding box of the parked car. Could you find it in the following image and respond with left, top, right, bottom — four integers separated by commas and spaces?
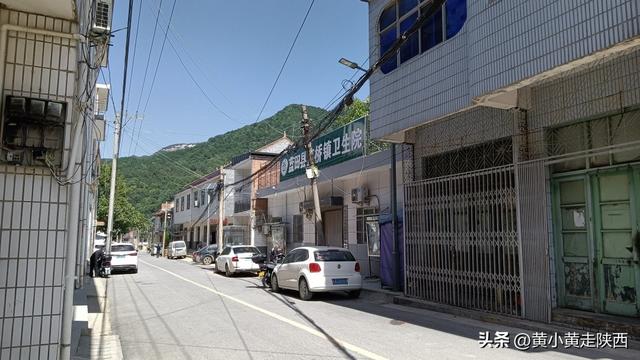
168, 240, 187, 259
110, 243, 138, 273
271, 246, 362, 300
215, 245, 261, 276
197, 244, 219, 265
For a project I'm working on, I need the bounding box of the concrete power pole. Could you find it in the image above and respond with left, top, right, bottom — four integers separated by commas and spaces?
301, 106, 324, 245
217, 166, 225, 249
105, 113, 121, 255
162, 209, 168, 254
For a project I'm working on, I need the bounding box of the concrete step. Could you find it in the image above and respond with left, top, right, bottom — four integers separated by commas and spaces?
552, 308, 640, 340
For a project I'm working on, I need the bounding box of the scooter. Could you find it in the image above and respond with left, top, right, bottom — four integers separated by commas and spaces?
251, 253, 283, 288
98, 255, 112, 278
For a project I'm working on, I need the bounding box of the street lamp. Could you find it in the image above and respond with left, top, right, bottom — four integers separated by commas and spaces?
339, 57, 366, 72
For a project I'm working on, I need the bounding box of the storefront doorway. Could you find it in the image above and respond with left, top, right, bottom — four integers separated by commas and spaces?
322, 210, 343, 248
553, 166, 640, 316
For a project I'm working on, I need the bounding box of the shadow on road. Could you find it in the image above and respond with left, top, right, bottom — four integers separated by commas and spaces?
235, 278, 357, 360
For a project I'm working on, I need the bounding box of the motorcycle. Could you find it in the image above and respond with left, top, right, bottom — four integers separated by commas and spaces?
98, 255, 112, 278
251, 253, 283, 288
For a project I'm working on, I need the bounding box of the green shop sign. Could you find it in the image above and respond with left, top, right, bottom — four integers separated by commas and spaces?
280, 117, 366, 181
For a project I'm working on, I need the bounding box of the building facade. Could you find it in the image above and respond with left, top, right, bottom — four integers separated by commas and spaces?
0, 0, 109, 358
367, 0, 640, 325
259, 138, 406, 279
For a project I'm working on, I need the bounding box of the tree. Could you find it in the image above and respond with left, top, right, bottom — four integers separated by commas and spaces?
97, 163, 149, 237
335, 97, 370, 127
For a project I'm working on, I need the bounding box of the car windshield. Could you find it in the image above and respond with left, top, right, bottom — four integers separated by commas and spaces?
314, 250, 355, 262
174, 243, 185, 248
234, 246, 259, 254
112, 244, 135, 252
207, 245, 217, 251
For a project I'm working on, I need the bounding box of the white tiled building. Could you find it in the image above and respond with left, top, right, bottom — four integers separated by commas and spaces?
0, 0, 109, 358
366, 0, 640, 327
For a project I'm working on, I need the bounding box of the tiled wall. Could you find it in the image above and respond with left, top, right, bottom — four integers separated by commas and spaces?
0, 9, 80, 359
368, 0, 640, 139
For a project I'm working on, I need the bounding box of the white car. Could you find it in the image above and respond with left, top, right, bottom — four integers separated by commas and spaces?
110, 243, 138, 273
215, 245, 261, 276
271, 246, 362, 300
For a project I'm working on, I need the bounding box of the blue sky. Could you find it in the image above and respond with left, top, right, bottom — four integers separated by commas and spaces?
103, 0, 370, 157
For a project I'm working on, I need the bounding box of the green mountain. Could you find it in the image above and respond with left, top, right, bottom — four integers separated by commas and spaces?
111, 104, 330, 216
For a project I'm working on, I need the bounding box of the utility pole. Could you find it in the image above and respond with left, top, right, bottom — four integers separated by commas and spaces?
105, 113, 121, 255
217, 166, 225, 249
162, 209, 168, 253
390, 143, 400, 291
301, 106, 324, 245
206, 183, 212, 246
106, 0, 135, 255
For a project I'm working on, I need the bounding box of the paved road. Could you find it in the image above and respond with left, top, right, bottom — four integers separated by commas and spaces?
107, 253, 638, 360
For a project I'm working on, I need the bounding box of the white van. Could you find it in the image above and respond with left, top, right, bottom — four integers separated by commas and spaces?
168, 241, 187, 259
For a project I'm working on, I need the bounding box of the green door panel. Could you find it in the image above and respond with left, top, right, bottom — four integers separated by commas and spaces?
602, 232, 634, 259
563, 233, 589, 257
560, 180, 586, 204
601, 204, 631, 229
599, 174, 629, 201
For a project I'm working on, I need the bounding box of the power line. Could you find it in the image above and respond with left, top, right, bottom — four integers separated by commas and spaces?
253, 0, 316, 135
141, 0, 177, 114
131, 0, 165, 121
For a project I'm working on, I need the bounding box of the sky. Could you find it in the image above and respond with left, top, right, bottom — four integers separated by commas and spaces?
102, 0, 371, 158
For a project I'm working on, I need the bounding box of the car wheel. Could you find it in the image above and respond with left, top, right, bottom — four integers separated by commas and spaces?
348, 290, 361, 299
202, 256, 213, 265
271, 275, 280, 292
298, 278, 313, 301
225, 264, 232, 277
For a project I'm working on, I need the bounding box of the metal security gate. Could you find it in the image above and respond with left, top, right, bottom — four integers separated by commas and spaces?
404, 165, 522, 316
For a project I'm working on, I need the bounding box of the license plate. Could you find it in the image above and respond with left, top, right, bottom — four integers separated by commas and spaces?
332, 278, 348, 285
116, 255, 125, 259
258, 271, 266, 278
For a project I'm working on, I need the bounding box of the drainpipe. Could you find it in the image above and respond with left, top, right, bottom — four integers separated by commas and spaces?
391, 144, 400, 292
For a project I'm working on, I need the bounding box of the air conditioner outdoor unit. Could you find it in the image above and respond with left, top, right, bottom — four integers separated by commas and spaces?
351, 186, 369, 204
91, 0, 113, 35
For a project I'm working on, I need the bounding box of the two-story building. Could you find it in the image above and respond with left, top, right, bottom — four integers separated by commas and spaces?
365, 0, 640, 329
152, 201, 174, 247
172, 136, 292, 252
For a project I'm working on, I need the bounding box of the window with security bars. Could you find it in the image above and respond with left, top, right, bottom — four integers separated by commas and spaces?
421, 137, 513, 179
546, 110, 640, 173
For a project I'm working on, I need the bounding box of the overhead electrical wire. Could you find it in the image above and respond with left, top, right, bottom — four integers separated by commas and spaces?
253, 0, 316, 136
131, 0, 164, 123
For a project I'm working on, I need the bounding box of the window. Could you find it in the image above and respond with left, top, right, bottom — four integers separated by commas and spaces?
187, 194, 191, 210
208, 189, 215, 203
282, 251, 297, 264
175, 198, 179, 212
314, 249, 356, 262
221, 247, 231, 256
111, 244, 135, 252
232, 246, 260, 254
181, 196, 184, 211
294, 249, 309, 263
379, 0, 467, 74
194, 191, 199, 208
292, 215, 304, 243
200, 190, 205, 207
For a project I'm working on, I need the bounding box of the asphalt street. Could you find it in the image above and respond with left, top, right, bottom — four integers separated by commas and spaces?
106, 253, 640, 360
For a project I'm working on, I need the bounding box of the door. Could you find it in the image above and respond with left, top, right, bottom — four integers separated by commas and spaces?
277, 251, 298, 289
554, 167, 640, 316
554, 176, 594, 311
592, 169, 640, 316
323, 210, 343, 248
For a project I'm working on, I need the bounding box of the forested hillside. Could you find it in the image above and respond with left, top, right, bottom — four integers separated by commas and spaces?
109, 104, 329, 216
